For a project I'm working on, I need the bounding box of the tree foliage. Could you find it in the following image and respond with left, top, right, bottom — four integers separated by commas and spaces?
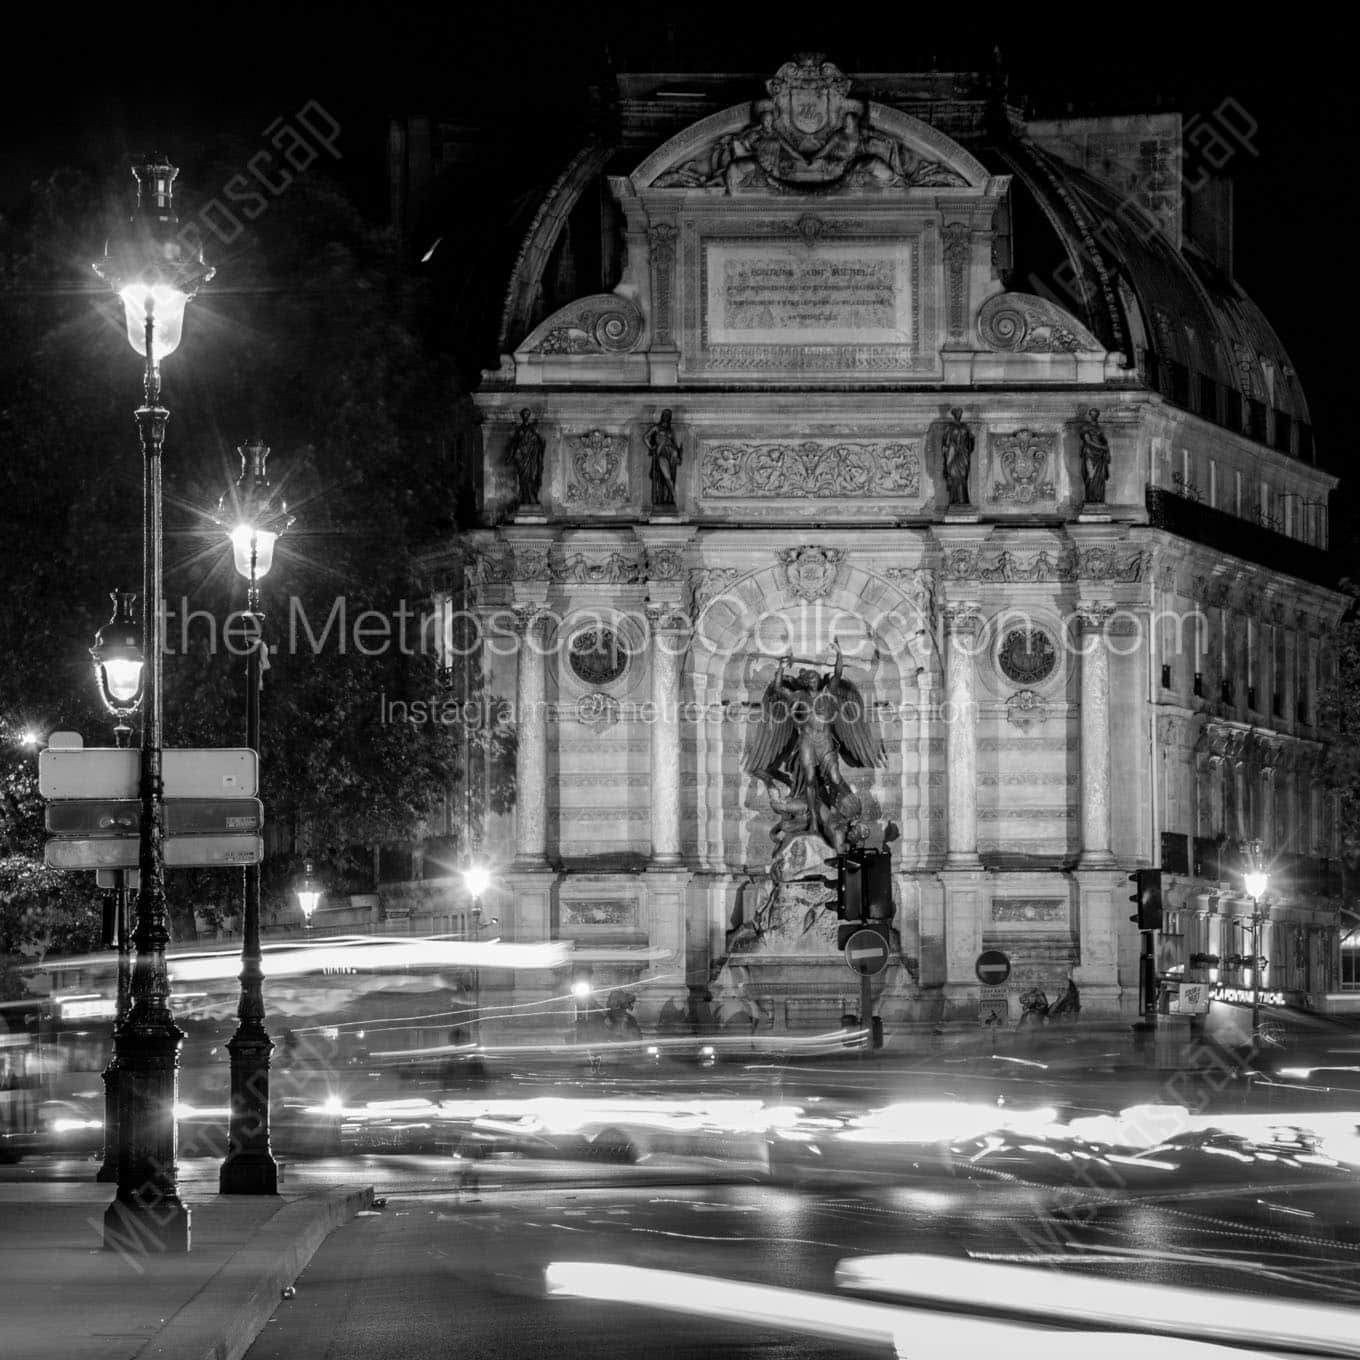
0, 145, 485, 966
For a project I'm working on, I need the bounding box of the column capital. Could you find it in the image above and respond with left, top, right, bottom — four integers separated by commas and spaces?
645, 600, 691, 634
942, 600, 984, 634
1075, 600, 1116, 630
511, 601, 551, 634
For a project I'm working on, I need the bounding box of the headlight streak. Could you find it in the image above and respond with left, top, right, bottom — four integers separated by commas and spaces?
834, 1253, 1360, 1356
543, 1263, 1267, 1359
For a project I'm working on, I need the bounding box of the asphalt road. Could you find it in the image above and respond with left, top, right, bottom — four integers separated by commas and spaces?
241, 1176, 1360, 1360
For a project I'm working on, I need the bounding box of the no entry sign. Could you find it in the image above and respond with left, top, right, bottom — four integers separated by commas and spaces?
975, 949, 1011, 985
843, 929, 890, 977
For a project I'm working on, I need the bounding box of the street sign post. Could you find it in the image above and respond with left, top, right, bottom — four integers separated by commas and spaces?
978, 986, 1009, 1027
45, 835, 264, 870
843, 928, 890, 977
47, 798, 264, 837
975, 949, 1011, 986
39, 748, 258, 800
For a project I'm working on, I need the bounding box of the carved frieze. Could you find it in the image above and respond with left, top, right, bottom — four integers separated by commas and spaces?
565, 430, 628, 507
701, 439, 919, 499
556, 551, 642, 585
575, 691, 621, 731
645, 547, 684, 581
942, 546, 1146, 583
977, 292, 1102, 353
466, 546, 513, 585
1005, 689, 1050, 732
781, 546, 843, 601
942, 221, 970, 341
991, 898, 1067, 923
992, 429, 1056, 504
562, 900, 637, 927
647, 224, 678, 347
514, 548, 551, 582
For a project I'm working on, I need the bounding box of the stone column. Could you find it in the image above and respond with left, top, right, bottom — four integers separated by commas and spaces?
943, 602, 981, 866
513, 604, 548, 865
647, 605, 686, 866
1078, 603, 1115, 866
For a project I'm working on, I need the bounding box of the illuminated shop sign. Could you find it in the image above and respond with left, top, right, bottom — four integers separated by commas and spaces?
1211, 986, 1286, 1006
58, 996, 117, 1020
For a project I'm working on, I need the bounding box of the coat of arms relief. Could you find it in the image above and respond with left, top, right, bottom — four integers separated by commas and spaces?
652, 54, 967, 194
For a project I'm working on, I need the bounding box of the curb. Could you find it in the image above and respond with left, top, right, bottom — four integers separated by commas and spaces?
142, 1185, 374, 1360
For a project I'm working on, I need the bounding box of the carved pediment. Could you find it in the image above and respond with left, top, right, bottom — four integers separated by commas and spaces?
635, 54, 982, 196
518, 293, 644, 357
978, 292, 1103, 354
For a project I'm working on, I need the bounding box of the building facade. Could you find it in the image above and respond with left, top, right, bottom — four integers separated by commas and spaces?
421, 56, 1347, 1033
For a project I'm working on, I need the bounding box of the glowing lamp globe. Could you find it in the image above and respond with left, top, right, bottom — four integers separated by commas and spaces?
216, 442, 293, 584
229, 524, 279, 580
118, 281, 189, 363
1244, 871, 1268, 901
94, 156, 213, 359
463, 864, 491, 898
294, 861, 324, 926
90, 591, 145, 717
571, 980, 591, 999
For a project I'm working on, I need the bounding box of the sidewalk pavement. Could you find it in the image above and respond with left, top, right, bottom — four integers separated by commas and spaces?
0, 1165, 372, 1360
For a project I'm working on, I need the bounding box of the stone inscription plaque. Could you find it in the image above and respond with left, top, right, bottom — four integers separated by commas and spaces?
705, 242, 912, 347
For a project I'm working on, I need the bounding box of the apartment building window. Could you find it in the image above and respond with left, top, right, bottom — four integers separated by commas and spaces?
1341, 930, 1360, 992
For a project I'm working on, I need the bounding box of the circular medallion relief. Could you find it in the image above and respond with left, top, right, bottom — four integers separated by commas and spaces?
997, 628, 1057, 686
568, 627, 630, 686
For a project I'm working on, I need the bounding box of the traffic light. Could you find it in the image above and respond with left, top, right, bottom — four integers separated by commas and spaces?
829, 848, 894, 948
100, 889, 117, 950
1128, 868, 1163, 931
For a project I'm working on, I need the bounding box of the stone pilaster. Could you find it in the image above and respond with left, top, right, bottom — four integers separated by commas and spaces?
940, 868, 985, 1014
943, 602, 982, 866
1070, 869, 1125, 1014
513, 603, 549, 865
646, 604, 688, 866
1078, 602, 1116, 866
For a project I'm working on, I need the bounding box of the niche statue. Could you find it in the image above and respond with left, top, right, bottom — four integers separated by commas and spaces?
508, 408, 545, 510
646, 408, 682, 509
1079, 408, 1111, 505
941, 407, 974, 507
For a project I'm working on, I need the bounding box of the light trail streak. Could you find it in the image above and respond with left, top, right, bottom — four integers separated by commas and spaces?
836, 1253, 1360, 1356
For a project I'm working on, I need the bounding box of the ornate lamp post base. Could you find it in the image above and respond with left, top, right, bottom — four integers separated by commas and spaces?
101, 1021, 191, 1253
220, 1030, 279, 1195
95, 1057, 121, 1182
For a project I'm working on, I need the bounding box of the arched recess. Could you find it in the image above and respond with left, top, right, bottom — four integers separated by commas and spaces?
497, 138, 615, 355
683, 562, 942, 873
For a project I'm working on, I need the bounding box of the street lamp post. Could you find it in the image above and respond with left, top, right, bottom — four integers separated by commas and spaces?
90, 590, 145, 1184
1244, 859, 1269, 1044
94, 154, 212, 1254
216, 441, 292, 1195
461, 864, 492, 1043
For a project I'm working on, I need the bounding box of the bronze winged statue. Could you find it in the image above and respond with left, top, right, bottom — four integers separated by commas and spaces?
743, 642, 885, 855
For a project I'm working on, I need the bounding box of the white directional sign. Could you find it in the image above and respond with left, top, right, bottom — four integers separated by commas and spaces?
978, 986, 1009, 1027
843, 928, 890, 977
45, 835, 264, 870
39, 748, 258, 800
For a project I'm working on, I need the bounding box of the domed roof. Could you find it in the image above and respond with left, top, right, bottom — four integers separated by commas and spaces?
486, 64, 1311, 455
991, 137, 1310, 438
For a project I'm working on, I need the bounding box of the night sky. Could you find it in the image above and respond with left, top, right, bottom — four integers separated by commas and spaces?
7, 6, 1355, 554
